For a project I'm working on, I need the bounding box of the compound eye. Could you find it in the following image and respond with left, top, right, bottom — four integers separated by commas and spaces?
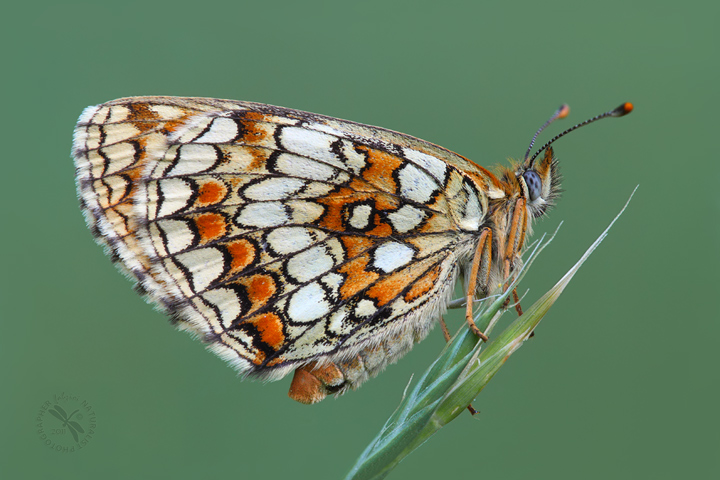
523, 171, 542, 201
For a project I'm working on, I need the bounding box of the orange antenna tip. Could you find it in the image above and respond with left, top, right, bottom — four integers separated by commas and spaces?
557, 104, 570, 119
613, 102, 633, 116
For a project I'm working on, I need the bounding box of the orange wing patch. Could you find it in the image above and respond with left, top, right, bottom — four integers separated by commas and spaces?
366, 256, 435, 307
240, 274, 277, 311
196, 180, 228, 205
355, 145, 403, 193
194, 213, 227, 243
404, 264, 442, 303
224, 239, 256, 273
338, 255, 380, 300
248, 313, 285, 351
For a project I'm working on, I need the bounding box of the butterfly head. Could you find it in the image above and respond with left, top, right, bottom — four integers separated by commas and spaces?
516, 147, 562, 218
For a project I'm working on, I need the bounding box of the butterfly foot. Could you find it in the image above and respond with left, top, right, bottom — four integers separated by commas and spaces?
467, 321, 489, 342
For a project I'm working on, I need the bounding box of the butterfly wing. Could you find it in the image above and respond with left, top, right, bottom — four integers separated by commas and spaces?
73, 96, 494, 381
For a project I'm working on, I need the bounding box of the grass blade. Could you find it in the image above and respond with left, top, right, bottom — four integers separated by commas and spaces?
345, 189, 636, 480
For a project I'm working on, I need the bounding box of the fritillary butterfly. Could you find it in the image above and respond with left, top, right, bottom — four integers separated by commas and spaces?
72, 97, 632, 403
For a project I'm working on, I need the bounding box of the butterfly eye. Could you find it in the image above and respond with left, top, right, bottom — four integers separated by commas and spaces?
522, 171, 542, 201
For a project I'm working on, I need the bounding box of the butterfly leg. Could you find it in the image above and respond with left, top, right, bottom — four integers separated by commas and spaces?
465, 228, 493, 341
510, 289, 533, 336
437, 315, 481, 415
512, 289, 524, 316
461, 228, 493, 415
438, 316, 452, 342
503, 198, 527, 317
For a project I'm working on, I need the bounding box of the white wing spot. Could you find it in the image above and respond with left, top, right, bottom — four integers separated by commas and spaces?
328, 307, 351, 335
288, 282, 330, 323
320, 272, 343, 293
355, 299, 377, 318
101, 142, 136, 175
289, 200, 325, 224
157, 219, 196, 254
194, 117, 239, 144
457, 183, 483, 231
266, 227, 314, 255
387, 205, 426, 233
106, 105, 130, 123
281, 126, 344, 170
148, 104, 187, 121
244, 177, 306, 201
373, 242, 415, 273
102, 123, 141, 147
286, 245, 334, 283
166, 144, 218, 176
349, 204, 372, 229
274, 153, 338, 182
236, 202, 289, 228
397, 164, 437, 204
340, 140, 368, 173
203, 288, 244, 328
403, 148, 447, 184
175, 247, 226, 293
157, 178, 194, 217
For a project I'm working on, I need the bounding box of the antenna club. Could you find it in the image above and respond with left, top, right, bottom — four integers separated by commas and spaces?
526, 101, 633, 164
522, 103, 573, 162
613, 102, 634, 116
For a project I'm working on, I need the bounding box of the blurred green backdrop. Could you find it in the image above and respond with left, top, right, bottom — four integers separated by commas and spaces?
2, 0, 717, 478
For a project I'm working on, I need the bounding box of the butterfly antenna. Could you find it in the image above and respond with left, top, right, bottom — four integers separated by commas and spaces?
527, 102, 634, 167
523, 104, 570, 162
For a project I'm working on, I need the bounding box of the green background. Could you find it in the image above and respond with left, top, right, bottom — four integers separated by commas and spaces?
2, 0, 717, 478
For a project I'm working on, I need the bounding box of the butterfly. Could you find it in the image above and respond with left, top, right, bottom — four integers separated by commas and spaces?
72, 97, 632, 403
